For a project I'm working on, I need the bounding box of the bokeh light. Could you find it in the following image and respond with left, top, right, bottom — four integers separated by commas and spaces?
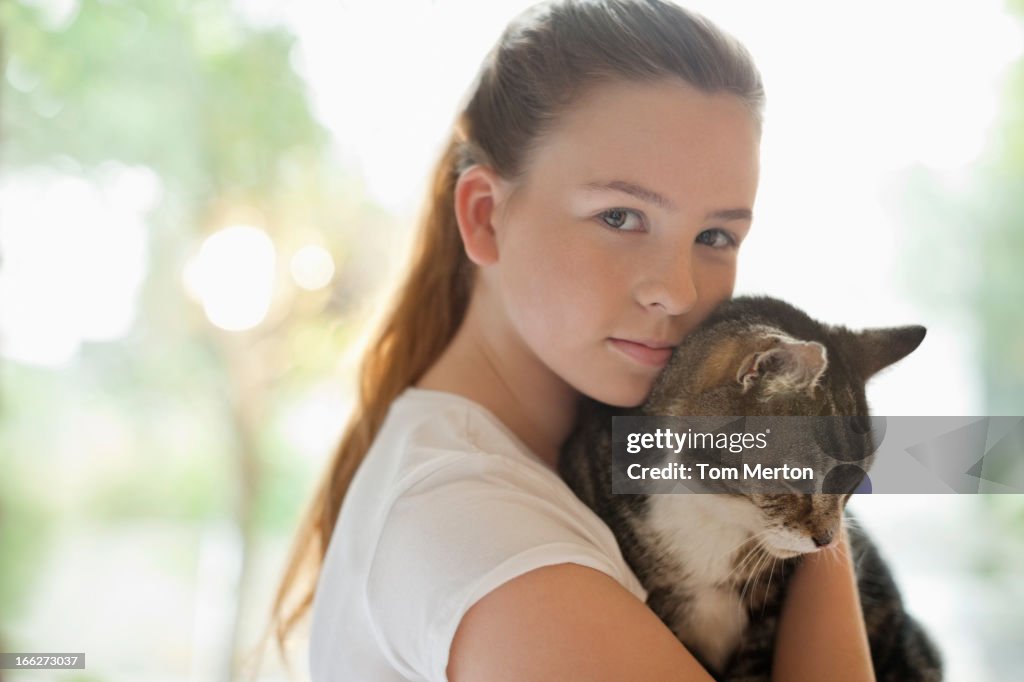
289, 244, 335, 291
186, 225, 277, 332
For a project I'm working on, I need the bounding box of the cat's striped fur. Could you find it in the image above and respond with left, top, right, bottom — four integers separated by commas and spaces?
559, 295, 942, 681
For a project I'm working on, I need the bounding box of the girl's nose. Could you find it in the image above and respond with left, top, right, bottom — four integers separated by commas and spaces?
636, 248, 698, 315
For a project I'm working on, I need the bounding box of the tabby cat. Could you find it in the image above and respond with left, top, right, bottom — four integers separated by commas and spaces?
559, 295, 942, 681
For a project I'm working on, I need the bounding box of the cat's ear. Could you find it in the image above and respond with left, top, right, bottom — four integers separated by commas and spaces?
736, 335, 828, 398
840, 325, 927, 381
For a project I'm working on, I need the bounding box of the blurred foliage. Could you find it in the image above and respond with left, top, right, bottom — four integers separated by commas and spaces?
890, 0, 1024, 603
0, 3, 398, 666
893, 2, 1024, 415
1, 0, 325, 200
975, 38, 1024, 413
0, 452, 56, 617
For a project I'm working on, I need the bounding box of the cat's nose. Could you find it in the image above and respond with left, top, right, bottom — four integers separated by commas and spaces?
811, 531, 834, 548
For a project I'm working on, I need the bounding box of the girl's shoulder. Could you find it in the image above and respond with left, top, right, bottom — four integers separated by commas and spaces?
349, 386, 606, 540
379, 386, 551, 483
311, 386, 648, 681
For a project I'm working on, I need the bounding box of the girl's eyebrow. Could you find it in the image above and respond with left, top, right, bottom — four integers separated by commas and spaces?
581, 180, 676, 210
580, 179, 752, 221
708, 207, 753, 222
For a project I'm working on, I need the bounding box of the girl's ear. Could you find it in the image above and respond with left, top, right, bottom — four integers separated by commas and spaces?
453, 165, 506, 266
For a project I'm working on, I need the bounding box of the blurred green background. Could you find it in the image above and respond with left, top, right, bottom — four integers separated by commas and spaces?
0, 1, 1021, 681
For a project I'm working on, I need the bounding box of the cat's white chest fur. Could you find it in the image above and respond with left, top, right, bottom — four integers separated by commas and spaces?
646, 495, 758, 672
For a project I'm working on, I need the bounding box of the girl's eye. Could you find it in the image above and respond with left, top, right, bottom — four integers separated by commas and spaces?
696, 228, 738, 250
598, 208, 645, 232
597, 211, 740, 250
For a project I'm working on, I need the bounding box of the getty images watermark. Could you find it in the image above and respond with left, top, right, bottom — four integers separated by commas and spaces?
611, 416, 1024, 494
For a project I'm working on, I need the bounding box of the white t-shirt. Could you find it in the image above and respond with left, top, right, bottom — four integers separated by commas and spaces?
308, 386, 648, 681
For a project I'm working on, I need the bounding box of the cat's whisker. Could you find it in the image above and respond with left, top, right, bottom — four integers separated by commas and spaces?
761, 556, 779, 618
722, 530, 774, 584
738, 565, 756, 608
723, 528, 771, 558
725, 530, 776, 589
819, 541, 843, 571
752, 549, 774, 605
740, 545, 772, 608
832, 544, 848, 570
724, 544, 763, 587
724, 543, 755, 577
713, 523, 773, 555
842, 514, 865, 531
720, 527, 769, 556
737, 551, 758, 606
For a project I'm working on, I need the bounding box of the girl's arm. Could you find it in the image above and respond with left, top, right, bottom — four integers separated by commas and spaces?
448, 563, 716, 681
772, 521, 875, 681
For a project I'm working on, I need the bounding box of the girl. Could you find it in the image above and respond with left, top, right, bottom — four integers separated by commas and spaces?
268, 1, 875, 679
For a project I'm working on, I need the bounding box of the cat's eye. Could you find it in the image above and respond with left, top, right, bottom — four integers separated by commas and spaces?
598, 208, 645, 232
696, 228, 738, 250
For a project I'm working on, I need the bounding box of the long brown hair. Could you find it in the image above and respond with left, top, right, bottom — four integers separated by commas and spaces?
258, 0, 765, 674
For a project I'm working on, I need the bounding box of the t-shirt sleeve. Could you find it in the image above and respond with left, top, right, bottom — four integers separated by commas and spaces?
364, 451, 636, 682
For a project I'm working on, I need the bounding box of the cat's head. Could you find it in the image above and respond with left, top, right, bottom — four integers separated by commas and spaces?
645, 295, 926, 557
646, 295, 926, 418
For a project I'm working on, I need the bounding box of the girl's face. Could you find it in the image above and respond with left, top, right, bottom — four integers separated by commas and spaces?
483, 78, 761, 407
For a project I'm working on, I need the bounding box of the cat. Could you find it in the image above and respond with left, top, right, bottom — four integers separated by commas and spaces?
559, 295, 943, 682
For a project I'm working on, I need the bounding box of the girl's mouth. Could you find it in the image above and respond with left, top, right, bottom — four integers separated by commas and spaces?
609, 338, 673, 367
